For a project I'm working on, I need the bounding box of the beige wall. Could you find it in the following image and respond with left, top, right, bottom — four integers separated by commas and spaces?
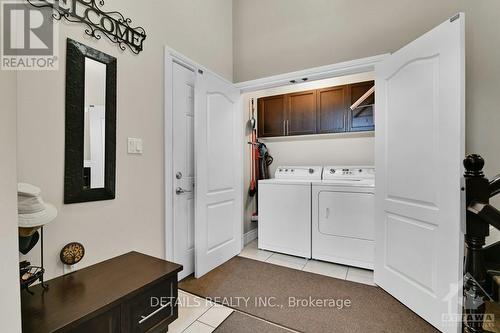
464, 0, 500, 199
0, 70, 21, 331
235, 0, 500, 239
233, 0, 460, 82
17, 0, 233, 279
463, 0, 500, 240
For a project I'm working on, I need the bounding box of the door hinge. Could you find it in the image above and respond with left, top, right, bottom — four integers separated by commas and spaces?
450, 13, 460, 23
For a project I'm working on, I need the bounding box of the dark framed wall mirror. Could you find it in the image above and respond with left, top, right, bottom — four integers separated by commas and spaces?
64, 38, 117, 204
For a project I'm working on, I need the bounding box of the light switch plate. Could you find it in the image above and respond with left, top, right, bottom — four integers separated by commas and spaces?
128, 138, 143, 154
63, 263, 78, 275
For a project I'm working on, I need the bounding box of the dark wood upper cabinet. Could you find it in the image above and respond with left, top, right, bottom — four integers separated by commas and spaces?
317, 86, 348, 133
258, 95, 286, 137
349, 81, 375, 132
287, 90, 317, 136
257, 80, 374, 138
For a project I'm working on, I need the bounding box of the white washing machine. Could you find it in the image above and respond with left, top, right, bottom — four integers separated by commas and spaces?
258, 166, 323, 258
312, 166, 375, 269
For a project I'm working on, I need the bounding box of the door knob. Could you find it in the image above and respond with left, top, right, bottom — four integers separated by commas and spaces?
176, 187, 191, 195
176, 172, 182, 179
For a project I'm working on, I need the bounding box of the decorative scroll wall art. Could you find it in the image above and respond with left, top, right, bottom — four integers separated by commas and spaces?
27, 0, 146, 54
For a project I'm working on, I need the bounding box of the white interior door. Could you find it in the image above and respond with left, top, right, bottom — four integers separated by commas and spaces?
173, 62, 196, 280
375, 14, 465, 333
194, 70, 242, 278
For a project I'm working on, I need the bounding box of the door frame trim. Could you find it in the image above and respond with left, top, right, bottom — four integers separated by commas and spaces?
165, 47, 198, 262
235, 54, 389, 93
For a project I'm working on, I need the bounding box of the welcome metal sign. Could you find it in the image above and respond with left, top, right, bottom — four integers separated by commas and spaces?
26, 0, 146, 54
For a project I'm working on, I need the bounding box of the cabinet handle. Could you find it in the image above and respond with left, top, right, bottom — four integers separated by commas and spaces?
283, 120, 286, 135
138, 301, 171, 325
286, 120, 289, 135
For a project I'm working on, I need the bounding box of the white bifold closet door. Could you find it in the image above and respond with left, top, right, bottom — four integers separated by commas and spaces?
194, 70, 243, 278
375, 13, 465, 333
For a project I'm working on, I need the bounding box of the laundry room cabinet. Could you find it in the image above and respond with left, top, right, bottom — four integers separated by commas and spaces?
258, 90, 317, 137
257, 94, 287, 137
317, 85, 348, 134
287, 90, 317, 135
257, 80, 374, 138
349, 81, 375, 132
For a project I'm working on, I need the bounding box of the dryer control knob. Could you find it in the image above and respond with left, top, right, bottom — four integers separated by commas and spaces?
309, 168, 314, 174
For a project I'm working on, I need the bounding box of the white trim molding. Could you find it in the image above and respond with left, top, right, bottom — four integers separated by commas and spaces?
235, 54, 389, 93
164, 47, 205, 262
244, 228, 258, 246
258, 130, 374, 143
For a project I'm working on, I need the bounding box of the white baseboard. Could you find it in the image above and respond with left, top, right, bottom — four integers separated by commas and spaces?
244, 228, 258, 245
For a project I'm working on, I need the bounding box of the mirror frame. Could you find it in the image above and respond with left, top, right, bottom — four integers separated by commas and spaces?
64, 38, 117, 204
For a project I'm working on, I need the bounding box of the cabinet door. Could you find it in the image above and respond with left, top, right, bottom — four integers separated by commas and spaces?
317, 86, 348, 133
69, 307, 121, 333
349, 81, 375, 132
257, 95, 286, 137
287, 90, 317, 136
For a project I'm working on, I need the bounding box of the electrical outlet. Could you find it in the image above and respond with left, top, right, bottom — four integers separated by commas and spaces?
63, 263, 78, 275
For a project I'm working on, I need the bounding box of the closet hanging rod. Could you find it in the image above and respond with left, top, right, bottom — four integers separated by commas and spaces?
350, 86, 375, 110
352, 103, 374, 110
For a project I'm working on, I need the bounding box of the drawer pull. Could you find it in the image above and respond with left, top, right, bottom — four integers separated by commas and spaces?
138, 301, 171, 325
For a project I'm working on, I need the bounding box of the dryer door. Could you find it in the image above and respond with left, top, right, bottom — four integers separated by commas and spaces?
318, 191, 375, 240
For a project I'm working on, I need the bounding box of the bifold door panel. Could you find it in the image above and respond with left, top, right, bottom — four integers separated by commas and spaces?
195, 71, 242, 278
375, 14, 464, 333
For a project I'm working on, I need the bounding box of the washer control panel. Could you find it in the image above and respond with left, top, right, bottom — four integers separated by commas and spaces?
275, 166, 323, 180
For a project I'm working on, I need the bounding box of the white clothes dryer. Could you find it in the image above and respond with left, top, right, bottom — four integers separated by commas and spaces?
312, 167, 375, 269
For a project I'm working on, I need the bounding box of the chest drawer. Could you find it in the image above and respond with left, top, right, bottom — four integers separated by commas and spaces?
68, 307, 121, 333
121, 276, 178, 333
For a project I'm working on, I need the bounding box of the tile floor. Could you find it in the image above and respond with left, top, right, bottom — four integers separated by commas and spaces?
239, 239, 375, 286
171, 290, 296, 333
169, 291, 230, 333
172, 239, 375, 332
